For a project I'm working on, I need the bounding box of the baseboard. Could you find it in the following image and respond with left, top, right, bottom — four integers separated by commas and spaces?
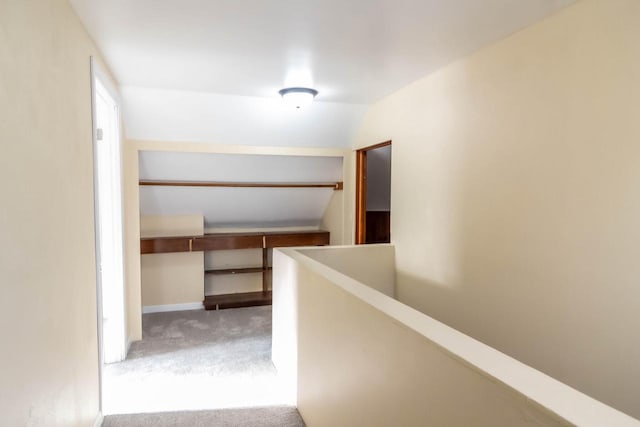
142, 302, 204, 314
93, 411, 103, 427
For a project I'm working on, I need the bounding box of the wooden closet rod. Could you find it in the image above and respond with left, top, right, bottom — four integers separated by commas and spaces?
139, 179, 344, 190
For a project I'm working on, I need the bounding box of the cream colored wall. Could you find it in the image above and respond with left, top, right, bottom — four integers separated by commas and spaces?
271, 250, 300, 405
299, 245, 395, 297
0, 0, 115, 425
272, 244, 395, 404
320, 191, 344, 245
296, 266, 567, 427
141, 253, 204, 306
123, 141, 142, 340
141, 214, 204, 238
274, 246, 638, 426
140, 215, 204, 307
343, 151, 356, 245
355, 0, 640, 418
320, 152, 354, 246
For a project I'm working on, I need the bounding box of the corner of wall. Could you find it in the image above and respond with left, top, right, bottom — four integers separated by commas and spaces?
124, 140, 142, 341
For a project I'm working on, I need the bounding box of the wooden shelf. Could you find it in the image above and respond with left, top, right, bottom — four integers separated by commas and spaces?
194, 233, 263, 251
205, 267, 271, 275
141, 230, 330, 254
204, 291, 272, 310
140, 236, 192, 254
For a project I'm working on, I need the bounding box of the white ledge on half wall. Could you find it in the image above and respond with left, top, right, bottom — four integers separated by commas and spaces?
273, 245, 640, 427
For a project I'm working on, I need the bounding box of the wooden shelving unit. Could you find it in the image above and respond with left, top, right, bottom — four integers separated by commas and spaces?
139, 177, 337, 309
204, 291, 273, 310
141, 230, 329, 310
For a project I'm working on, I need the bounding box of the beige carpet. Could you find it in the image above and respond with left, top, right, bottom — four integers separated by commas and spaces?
103, 306, 292, 415
102, 406, 305, 426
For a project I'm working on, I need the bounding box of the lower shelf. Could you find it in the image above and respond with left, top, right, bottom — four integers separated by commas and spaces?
205, 267, 264, 275
203, 291, 272, 310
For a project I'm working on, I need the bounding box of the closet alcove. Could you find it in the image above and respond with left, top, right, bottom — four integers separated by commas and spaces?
138, 150, 344, 310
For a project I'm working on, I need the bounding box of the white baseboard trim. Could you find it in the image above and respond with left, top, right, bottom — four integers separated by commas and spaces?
93, 411, 103, 427
142, 302, 204, 314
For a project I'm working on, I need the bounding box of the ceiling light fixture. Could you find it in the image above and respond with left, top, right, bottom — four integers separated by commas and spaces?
278, 87, 318, 109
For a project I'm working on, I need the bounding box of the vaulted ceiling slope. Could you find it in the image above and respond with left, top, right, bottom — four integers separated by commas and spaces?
70, 0, 575, 104
139, 151, 343, 228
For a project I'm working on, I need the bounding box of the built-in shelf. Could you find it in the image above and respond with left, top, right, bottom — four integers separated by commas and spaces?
140, 230, 331, 254
204, 291, 272, 310
205, 267, 271, 275
141, 230, 329, 310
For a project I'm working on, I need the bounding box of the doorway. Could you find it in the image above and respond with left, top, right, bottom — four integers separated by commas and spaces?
355, 140, 392, 244
91, 57, 127, 374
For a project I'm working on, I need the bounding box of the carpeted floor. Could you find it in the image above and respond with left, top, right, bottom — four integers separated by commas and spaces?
102, 406, 305, 427
103, 306, 293, 416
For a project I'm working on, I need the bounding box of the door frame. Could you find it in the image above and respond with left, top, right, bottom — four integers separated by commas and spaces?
90, 56, 127, 412
355, 140, 392, 244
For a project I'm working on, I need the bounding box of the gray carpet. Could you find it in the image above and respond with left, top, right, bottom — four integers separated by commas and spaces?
125, 307, 273, 374
103, 306, 293, 415
102, 406, 305, 427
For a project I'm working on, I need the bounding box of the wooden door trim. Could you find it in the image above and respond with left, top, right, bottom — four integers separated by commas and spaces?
360, 140, 392, 152
355, 140, 391, 244
355, 150, 367, 244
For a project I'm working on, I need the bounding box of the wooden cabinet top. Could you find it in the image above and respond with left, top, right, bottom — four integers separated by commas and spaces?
141, 230, 329, 254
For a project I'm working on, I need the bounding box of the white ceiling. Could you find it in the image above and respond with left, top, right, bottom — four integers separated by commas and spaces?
122, 86, 367, 147
70, 0, 575, 104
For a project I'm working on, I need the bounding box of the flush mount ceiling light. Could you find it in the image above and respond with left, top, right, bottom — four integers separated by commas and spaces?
278, 87, 318, 109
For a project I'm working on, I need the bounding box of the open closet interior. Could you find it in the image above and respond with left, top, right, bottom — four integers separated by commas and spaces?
138, 150, 344, 311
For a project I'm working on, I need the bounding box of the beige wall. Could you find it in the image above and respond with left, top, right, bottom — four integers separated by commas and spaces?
355, 0, 640, 418
140, 215, 204, 308
274, 246, 639, 426
0, 0, 115, 425
320, 190, 345, 245
272, 244, 395, 405
296, 265, 567, 427
123, 140, 142, 340
300, 245, 395, 297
